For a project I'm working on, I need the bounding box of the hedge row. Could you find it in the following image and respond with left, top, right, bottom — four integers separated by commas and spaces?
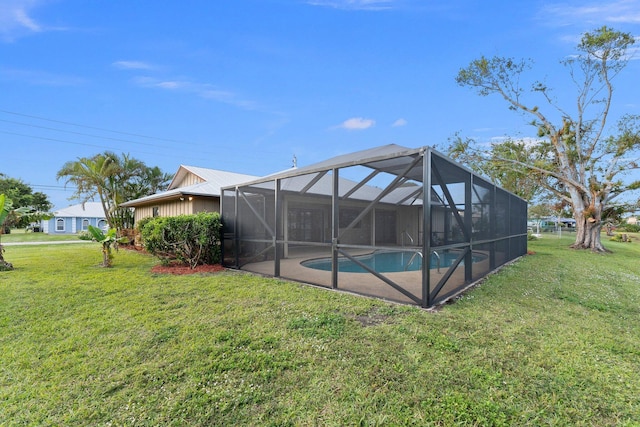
138, 212, 222, 268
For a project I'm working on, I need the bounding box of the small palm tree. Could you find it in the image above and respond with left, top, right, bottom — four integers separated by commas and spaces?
88, 225, 128, 267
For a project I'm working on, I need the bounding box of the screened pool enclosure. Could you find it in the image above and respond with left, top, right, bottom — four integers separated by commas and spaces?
222, 145, 527, 308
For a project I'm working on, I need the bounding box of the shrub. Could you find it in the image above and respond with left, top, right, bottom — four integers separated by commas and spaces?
78, 231, 92, 241
136, 216, 154, 232
620, 223, 640, 233
610, 233, 632, 243
139, 212, 222, 268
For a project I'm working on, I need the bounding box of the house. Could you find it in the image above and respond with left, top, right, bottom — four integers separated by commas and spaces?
121, 165, 259, 224
43, 202, 108, 234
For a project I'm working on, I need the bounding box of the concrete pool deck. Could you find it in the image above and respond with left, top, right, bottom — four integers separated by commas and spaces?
238, 247, 493, 305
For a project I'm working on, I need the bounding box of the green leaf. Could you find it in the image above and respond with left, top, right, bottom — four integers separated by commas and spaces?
0, 194, 7, 226
88, 225, 105, 241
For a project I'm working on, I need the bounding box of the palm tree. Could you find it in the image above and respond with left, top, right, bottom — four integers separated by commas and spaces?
57, 152, 120, 229
57, 152, 172, 232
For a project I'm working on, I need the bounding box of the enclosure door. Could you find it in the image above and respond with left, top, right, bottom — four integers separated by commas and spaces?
375, 209, 397, 245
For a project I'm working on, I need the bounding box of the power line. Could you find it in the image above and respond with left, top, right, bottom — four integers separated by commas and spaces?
0, 129, 216, 160
0, 108, 189, 144
29, 184, 73, 190
0, 118, 175, 149
0, 129, 111, 150
0, 108, 284, 159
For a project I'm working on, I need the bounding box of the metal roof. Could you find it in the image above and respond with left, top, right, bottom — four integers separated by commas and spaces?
53, 202, 106, 218
122, 166, 259, 207
168, 165, 258, 191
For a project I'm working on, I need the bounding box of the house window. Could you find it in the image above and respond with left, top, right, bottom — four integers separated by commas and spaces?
56, 218, 65, 232
98, 219, 107, 231
152, 206, 159, 217
288, 208, 323, 242
339, 208, 364, 229
82, 219, 89, 231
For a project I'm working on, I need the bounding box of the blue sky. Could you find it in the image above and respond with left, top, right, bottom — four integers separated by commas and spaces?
1, 0, 639, 209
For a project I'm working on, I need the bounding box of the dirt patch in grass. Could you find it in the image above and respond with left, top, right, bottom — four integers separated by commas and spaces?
151, 262, 226, 275
354, 313, 390, 326
351, 307, 398, 327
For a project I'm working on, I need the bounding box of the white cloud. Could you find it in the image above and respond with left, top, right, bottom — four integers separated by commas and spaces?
307, 0, 395, 11
155, 81, 186, 90
112, 61, 154, 70
392, 118, 407, 127
541, 0, 640, 26
132, 76, 259, 110
0, 0, 62, 42
334, 117, 376, 130
13, 6, 40, 31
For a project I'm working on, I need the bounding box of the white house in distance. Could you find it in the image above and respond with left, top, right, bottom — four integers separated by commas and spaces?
43, 202, 108, 234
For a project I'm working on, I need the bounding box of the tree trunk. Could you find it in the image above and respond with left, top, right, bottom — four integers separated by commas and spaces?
102, 244, 111, 267
0, 244, 14, 270
570, 212, 608, 252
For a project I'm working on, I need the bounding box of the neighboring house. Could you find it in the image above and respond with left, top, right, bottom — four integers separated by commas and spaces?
527, 216, 576, 233
43, 202, 108, 234
121, 165, 258, 224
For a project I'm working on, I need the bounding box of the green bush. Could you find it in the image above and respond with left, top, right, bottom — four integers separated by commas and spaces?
135, 216, 154, 232
610, 233, 632, 243
620, 223, 640, 233
139, 212, 222, 268
77, 231, 92, 241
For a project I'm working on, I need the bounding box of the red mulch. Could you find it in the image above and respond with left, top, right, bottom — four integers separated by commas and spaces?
150, 262, 226, 275
122, 246, 225, 275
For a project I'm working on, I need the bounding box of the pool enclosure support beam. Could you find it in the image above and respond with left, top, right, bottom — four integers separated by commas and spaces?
342, 170, 380, 199
274, 179, 282, 277
233, 187, 240, 268
431, 161, 470, 242
465, 174, 473, 284
337, 249, 422, 305
395, 187, 423, 206
338, 156, 420, 240
490, 186, 497, 270
431, 247, 470, 299
423, 149, 432, 308
235, 188, 277, 270
299, 170, 328, 195
331, 168, 339, 289
238, 188, 276, 239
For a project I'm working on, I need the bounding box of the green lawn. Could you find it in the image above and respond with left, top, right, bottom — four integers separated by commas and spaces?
1, 228, 83, 243
1, 235, 639, 425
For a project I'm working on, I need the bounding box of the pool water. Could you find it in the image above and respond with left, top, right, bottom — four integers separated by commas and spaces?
301, 250, 486, 273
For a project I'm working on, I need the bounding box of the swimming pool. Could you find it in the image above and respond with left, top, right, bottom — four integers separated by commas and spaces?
301, 250, 487, 273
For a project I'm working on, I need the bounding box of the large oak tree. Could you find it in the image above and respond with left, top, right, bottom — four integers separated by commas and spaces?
454, 26, 640, 252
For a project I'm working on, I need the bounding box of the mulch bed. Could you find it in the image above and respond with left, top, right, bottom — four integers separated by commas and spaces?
123, 246, 226, 275
150, 262, 226, 275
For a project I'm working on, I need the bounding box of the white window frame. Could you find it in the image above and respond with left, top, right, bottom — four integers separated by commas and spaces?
56, 218, 65, 232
